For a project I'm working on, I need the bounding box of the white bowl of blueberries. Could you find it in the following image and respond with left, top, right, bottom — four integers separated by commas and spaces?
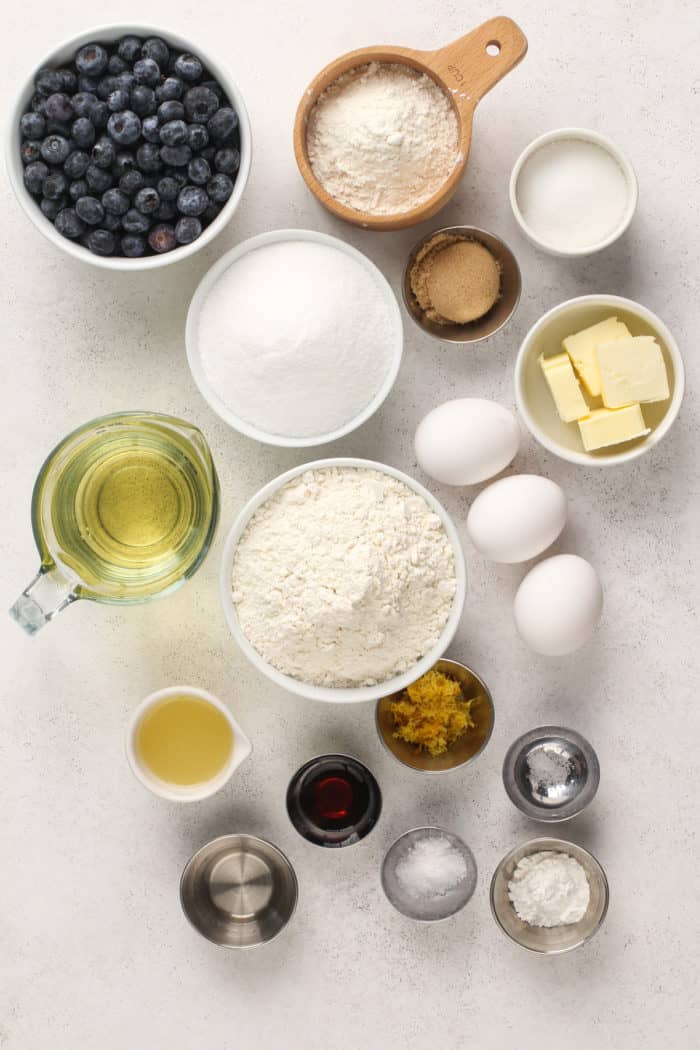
7, 23, 252, 268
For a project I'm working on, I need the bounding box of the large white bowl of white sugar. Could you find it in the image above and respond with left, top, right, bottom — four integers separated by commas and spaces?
186, 229, 403, 447
219, 458, 467, 703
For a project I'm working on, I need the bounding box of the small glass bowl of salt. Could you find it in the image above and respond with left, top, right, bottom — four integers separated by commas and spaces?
381, 827, 477, 921
502, 725, 600, 822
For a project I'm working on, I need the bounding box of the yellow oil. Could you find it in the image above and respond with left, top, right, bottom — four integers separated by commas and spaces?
37, 416, 218, 601
136, 695, 234, 785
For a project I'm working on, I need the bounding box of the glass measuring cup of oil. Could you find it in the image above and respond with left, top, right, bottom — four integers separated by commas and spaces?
11, 412, 219, 635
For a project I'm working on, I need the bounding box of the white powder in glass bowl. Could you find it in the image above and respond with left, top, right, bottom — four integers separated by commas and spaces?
195, 239, 399, 440
231, 467, 457, 687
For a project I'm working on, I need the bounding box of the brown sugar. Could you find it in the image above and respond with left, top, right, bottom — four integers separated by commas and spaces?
410, 233, 501, 325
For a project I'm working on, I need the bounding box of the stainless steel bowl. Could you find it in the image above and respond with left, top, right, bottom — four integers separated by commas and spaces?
381, 826, 478, 921
502, 725, 599, 822
402, 225, 521, 344
376, 659, 495, 774
490, 837, 609, 953
180, 834, 298, 948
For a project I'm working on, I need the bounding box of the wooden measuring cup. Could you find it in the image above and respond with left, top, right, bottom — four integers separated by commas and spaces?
293, 17, 528, 231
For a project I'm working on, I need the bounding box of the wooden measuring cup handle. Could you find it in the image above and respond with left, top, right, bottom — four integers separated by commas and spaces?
428, 17, 528, 113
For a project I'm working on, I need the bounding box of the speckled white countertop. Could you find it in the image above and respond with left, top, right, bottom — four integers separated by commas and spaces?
2, 1, 699, 1047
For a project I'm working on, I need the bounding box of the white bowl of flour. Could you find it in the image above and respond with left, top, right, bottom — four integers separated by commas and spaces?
186, 229, 403, 446
219, 458, 466, 703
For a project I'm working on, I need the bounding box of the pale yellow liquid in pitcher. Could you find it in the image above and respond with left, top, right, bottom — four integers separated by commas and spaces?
137, 695, 234, 785
38, 418, 218, 600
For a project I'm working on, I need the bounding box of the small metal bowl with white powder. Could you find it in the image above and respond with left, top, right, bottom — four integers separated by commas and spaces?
186, 229, 402, 447
219, 458, 466, 704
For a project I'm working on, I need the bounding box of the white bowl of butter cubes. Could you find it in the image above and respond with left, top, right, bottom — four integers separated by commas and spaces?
515, 294, 684, 466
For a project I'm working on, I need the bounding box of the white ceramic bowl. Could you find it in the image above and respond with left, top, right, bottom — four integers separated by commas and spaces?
509, 128, 638, 257
515, 294, 684, 467
219, 458, 467, 703
186, 229, 403, 447
126, 685, 252, 801
6, 23, 252, 270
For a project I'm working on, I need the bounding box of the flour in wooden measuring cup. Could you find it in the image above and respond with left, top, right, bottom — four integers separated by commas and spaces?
231, 467, 457, 687
307, 62, 459, 216
196, 239, 398, 439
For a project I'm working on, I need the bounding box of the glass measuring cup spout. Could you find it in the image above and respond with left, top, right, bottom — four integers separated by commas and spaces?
9, 411, 220, 636
11, 565, 78, 635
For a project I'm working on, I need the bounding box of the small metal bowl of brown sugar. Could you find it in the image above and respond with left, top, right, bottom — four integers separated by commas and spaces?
376, 658, 495, 774
403, 225, 521, 344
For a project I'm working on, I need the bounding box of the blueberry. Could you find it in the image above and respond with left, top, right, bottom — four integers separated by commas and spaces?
35, 68, 63, 96
187, 123, 209, 151
30, 93, 47, 113
154, 199, 177, 221
177, 184, 208, 216
85, 163, 113, 193
107, 54, 127, 75
56, 69, 78, 94
173, 53, 203, 82
214, 147, 240, 175
141, 37, 170, 67
156, 77, 184, 101
141, 115, 161, 143
40, 196, 66, 220
113, 151, 136, 176
107, 88, 130, 113
75, 44, 109, 77
200, 146, 216, 164
121, 207, 150, 233
75, 195, 104, 225
160, 144, 191, 167
80, 76, 102, 96
133, 58, 160, 87
101, 187, 130, 215
183, 86, 219, 123
70, 92, 93, 118
42, 171, 67, 199
157, 99, 185, 123
135, 142, 162, 173
107, 110, 141, 146
206, 172, 233, 203
90, 100, 110, 129
116, 71, 136, 93
96, 76, 120, 101
188, 156, 210, 185
117, 35, 143, 63
86, 228, 116, 256
64, 150, 91, 179
156, 175, 178, 200
23, 160, 49, 194
163, 168, 188, 189
134, 186, 160, 214
68, 178, 88, 202
71, 117, 95, 149
148, 223, 177, 253
159, 119, 187, 146
207, 107, 238, 144
121, 234, 147, 257
100, 211, 123, 232
175, 215, 201, 244
200, 79, 225, 101
92, 135, 116, 168
20, 111, 46, 139
119, 169, 145, 196
40, 135, 71, 165
20, 140, 42, 165
202, 200, 222, 224
54, 207, 85, 239
45, 117, 72, 137
44, 92, 74, 123
130, 85, 157, 117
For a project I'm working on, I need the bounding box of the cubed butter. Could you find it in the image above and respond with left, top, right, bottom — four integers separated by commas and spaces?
562, 316, 631, 397
578, 404, 650, 451
539, 352, 590, 423
596, 335, 670, 408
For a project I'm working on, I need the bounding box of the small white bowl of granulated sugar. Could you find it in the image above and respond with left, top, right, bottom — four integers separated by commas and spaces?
186, 228, 403, 447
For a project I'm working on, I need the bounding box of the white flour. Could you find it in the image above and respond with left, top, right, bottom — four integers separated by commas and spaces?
231, 467, 457, 687
508, 851, 590, 927
197, 241, 396, 438
307, 62, 459, 216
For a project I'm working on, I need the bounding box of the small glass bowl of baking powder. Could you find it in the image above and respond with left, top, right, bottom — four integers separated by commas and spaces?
490, 837, 609, 953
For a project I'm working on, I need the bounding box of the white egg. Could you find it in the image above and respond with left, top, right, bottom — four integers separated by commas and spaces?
467, 475, 567, 563
514, 554, 603, 656
414, 398, 519, 486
